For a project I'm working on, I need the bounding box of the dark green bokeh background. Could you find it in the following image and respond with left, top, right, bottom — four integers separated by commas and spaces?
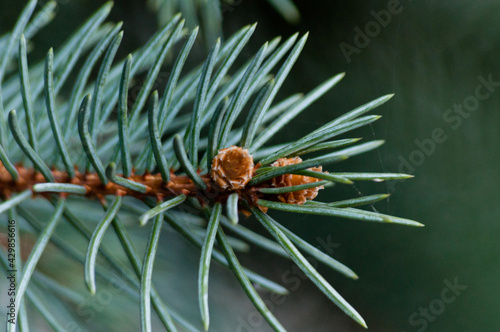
230, 1, 500, 331
2, 1, 499, 331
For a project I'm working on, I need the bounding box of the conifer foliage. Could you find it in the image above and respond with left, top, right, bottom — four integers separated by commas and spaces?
0, 1, 421, 331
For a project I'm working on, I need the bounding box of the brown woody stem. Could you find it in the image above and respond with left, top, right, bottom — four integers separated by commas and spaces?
0, 163, 212, 202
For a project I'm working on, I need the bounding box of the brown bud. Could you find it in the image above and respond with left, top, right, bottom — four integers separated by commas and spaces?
270, 157, 325, 205
211, 146, 254, 190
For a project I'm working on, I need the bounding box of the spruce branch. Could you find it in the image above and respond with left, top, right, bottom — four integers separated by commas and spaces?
0, 2, 421, 331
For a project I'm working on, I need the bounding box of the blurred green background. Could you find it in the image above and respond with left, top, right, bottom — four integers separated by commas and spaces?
228, 1, 500, 331
1, 0, 499, 331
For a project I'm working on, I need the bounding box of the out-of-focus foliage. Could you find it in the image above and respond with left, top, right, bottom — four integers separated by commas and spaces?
147, 0, 300, 45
